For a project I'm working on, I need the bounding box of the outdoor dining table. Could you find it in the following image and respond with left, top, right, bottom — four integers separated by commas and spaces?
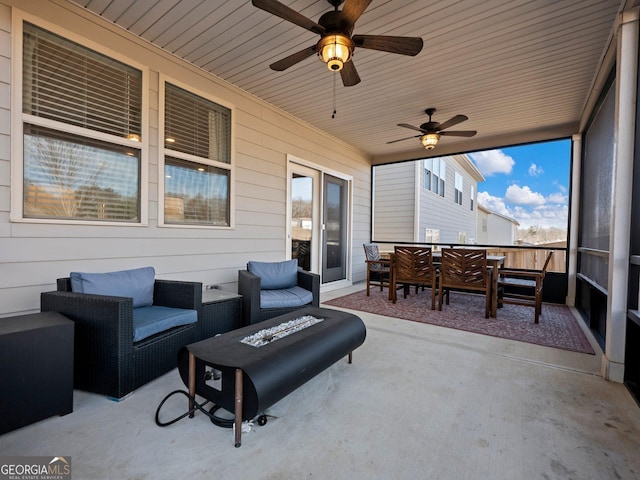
385, 249, 505, 318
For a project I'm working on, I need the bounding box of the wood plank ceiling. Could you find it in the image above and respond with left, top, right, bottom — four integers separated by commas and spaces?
69, 0, 625, 162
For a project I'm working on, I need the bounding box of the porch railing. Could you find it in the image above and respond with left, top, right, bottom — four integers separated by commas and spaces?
373, 242, 567, 273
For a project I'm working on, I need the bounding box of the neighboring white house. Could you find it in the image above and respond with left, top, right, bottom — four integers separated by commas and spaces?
476, 205, 520, 246
373, 155, 485, 246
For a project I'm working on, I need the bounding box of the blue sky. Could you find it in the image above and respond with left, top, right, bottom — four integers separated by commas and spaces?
469, 139, 571, 230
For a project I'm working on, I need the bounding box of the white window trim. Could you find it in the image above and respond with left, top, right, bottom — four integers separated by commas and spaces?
455, 171, 463, 206
158, 75, 236, 229
10, 11, 149, 226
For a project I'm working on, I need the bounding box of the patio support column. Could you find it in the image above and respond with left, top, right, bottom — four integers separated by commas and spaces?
414, 161, 421, 243
604, 8, 639, 382
566, 134, 581, 307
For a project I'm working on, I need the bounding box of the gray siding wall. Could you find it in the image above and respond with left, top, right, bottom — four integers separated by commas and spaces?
372, 158, 479, 246
0, 1, 371, 317
418, 156, 478, 244
372, 162, 416, 242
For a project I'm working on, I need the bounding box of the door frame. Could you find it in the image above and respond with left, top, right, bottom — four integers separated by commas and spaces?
286, 154, 353, 292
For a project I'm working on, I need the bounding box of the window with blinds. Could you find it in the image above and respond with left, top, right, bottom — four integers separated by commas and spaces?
163, 83, 232, 227
164, 83, 230, 163
23, 22, 142, 140
21, 22, 143, 222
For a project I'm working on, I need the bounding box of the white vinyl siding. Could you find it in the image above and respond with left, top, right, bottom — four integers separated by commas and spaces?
1, 4, 370, 317
417, 156, 477, 244
373, 156, 479, 246
373, 162, 416, 242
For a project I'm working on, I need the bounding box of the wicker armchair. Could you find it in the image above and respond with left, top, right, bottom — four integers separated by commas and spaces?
238, 260, 320, 326
41, 278, 202, 399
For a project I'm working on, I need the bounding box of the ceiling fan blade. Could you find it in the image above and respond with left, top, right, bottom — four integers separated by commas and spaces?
340, 61, 361, 87
341, 0, 372, 26
353, 35, 423, 56
436, 114, 468, 131
252, 0, 325, 35
386, 135, 420, 144
270, 45, 317, 71
439, 130, 477, 137
397, 123, 427, 134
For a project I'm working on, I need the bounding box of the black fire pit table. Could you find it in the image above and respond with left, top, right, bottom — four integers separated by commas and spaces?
178, 306, 366, 447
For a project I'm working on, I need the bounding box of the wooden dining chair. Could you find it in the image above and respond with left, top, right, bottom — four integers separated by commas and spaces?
497, 251, 553, 324
390, 246, 439, 309
363, 243, 391, 296
438, 248, 491, 318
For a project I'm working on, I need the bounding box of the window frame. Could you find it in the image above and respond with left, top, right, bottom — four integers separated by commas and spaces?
470, 185, 475, 211
454, 172, 463, 206
424, 158, 446, 197
11, 14, 149, 225
158, 76, 235, 229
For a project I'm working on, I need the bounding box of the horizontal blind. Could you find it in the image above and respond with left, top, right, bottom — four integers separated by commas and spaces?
165, 83, 231, 163
23, 22, 142, 140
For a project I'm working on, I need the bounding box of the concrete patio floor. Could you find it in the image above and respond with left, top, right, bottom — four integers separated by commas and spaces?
1, 284, 638, 480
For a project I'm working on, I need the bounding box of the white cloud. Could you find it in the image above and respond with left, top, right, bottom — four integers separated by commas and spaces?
479, 189, 568, 229
477, 191, 511, 216
528, 163, 543, 176
553, 181, 567, 193
514, 204, 569, 229
505, 184, 545, 206
469, 150, 514, 176
547, 192, 568, 204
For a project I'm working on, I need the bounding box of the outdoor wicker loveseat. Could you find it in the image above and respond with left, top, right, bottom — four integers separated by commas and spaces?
41, 267, 202, 400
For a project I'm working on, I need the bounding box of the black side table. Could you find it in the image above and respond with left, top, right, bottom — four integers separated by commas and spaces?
0, 311, 74, 434
200, 289, 242, 340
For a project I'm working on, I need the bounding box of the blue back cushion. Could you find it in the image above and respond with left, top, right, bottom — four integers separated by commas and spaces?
247, 259, 298, 290
70, 267, 155, 308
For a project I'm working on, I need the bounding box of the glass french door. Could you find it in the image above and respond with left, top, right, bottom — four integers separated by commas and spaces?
289, 165, 319, 272
322, 174, 348, 283
288, 161, 350, 285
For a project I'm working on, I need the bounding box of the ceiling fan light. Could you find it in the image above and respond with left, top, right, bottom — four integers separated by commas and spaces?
318, 34, 353, 72
420, 133, 440, 150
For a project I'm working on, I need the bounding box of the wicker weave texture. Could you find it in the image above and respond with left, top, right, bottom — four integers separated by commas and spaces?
41, 278, 202, 399
238, 268, 320, 326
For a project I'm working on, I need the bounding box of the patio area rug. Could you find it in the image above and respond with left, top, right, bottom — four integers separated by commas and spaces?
324, 288, 595, 354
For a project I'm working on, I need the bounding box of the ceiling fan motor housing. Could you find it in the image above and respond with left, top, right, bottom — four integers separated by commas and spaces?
317, 34, 355, 71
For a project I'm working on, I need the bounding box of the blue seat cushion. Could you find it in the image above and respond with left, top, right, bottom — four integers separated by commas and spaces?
248, 259, 298, 290
132, 305, 197, 342
70, 267, 155, 308
259, 286, 313, 309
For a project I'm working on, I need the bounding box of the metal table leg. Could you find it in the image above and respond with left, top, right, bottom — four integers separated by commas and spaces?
188, 352, 196, 418
234, 368, 243, 447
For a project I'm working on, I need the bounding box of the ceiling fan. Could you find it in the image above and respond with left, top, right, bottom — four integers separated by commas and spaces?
252, 0, 423, 86
387, 108, 477, 150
